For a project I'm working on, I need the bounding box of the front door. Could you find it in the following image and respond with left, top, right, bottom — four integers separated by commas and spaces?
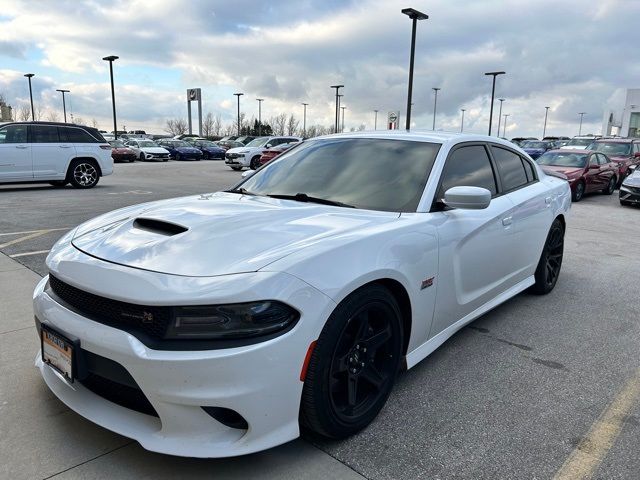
0, 124, 31, 180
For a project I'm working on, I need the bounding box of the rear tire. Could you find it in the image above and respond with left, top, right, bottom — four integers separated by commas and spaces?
67, 160, 100, 189
530, 218, 564, 295
231, 166, 242, 171
300, 284, 403, 439
139, 153, 145, 162
603, 176, 616, 195
572, 181, 585, 202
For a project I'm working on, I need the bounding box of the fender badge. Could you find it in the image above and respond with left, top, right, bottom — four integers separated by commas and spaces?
421, 277, 434, 290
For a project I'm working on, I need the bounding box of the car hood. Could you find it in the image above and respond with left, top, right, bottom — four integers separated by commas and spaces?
623, 170, 640, 187
70, 192, 399, 277
140, 147, 169, 154
227, 146, 262, 155
540, 165, 583, 177
112, 147, 133, 154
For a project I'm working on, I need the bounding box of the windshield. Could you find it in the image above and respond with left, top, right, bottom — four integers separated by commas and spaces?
589, 142, 631, 156
537, 151, 587, 168
523, 141, 547, 149
139, 141, 158, 147
238, 138, 441, 212
245, 137, 270, 147
566, 138, 593, 147
109, 140, 125, 148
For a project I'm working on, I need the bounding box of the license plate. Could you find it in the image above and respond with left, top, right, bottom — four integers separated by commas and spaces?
41, 325, 74, 383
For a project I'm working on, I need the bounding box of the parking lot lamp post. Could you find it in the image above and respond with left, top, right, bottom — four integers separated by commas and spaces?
256, 98, 263, 136
497, 98, 505, 136
578, 112, 586, 136
502, 114, 510, 137
56, 89, 70, 123
374, 109, 378, 130
432, 87, 440, 130
24, 74, 35, 121
341, 106, 346, 133
543, 106, 550, 138
484, 71, 505, 135
302, 103, 308, 137
102, 56, 119, 139
234, 93, 243, 135
330, 85, 344, 134
402, 8, 428, 131
460, 108, 465, 132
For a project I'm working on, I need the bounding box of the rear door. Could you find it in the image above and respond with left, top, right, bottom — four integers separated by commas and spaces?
430, 143, 518, 338
31, 125, 71, 178
0, 124, 31, 180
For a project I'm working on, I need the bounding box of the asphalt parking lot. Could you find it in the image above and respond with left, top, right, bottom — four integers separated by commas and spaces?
1, 160, 639, 479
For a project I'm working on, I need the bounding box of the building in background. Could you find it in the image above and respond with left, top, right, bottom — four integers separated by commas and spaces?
0, 101, 12, 121
602, 88, 640, 137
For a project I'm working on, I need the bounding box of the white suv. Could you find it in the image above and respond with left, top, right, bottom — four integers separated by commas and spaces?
0, 122, 113, 188
225, 136, 301, 170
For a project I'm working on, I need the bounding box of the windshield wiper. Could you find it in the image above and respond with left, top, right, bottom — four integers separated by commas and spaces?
266, 193, 355, 208
225, 187, 258, 196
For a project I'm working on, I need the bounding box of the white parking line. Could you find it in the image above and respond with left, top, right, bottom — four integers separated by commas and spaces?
0, 228, 69, 249
0, 228, 69, 237
10, 250, 51, 258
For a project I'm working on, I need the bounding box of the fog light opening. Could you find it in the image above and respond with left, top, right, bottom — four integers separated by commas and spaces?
201, 406, 248, 430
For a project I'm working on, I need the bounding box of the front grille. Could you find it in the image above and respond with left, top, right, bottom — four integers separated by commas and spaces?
79, 350, 158, 417
626, 185, 640, 194
226, 153, 242, 159
49, 275, 171, 340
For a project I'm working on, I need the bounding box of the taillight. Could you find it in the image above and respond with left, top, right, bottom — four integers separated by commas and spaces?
99, 144, 112, 150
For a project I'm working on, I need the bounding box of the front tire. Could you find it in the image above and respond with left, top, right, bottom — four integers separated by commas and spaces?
301, 284, 403, 439
530, 218, 564, 295
603, 176, 616, 195
572, 181, 585, 202
67, 160, 99, 189
139, 153, 145, 162
231, 166, 242, 171
250, 156, 261, 170
176, 153, 182, 161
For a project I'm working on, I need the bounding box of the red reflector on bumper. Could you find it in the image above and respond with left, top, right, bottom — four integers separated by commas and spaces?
300, 340, 317, 382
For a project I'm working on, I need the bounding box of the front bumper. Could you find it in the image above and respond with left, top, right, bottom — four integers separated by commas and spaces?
175, 152, 203, 160
33, 253, 335, 457
620, 185, 640, 204
112, 153, 136, 162
225, 155, 247, 167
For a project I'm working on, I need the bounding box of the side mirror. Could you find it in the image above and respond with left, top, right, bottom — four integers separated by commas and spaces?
633, 152, 640, 158
443, 186, 491, 210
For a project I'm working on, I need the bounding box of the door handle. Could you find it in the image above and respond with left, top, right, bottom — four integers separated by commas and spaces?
59, 145, 72, 148
15, 145, 28, 149
502, 216, 513, 226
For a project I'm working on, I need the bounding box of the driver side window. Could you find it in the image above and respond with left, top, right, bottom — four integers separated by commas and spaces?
589, 154, 598, 166
437, 145, 498, 201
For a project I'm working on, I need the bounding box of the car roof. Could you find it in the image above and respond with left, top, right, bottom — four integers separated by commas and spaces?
593, 138, 636, 143
547, 148, 591, 154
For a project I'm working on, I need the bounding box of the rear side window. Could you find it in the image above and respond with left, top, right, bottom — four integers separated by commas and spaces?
0, 125, 27, 144
60, 127, 99, 143
438, 145, 497, 198
31, 125, 59, 143
491, 146, 528, 191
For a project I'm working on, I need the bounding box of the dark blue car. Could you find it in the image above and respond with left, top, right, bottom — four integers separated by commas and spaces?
192, 140, 226, 160
521, 140, 554, 160
157, 140, 203, 161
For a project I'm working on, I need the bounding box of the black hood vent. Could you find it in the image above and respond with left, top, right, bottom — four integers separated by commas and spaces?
133, 218, 188, 236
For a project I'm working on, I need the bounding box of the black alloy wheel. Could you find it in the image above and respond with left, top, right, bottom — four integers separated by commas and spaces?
531, 218, 564, 294
301, 284, 403, 439
250, 156, 261, 170
572, 182, 585, 202
603, 176, 616, 195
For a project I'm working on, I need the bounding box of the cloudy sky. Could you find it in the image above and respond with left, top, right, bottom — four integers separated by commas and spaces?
0, 0, 636, 137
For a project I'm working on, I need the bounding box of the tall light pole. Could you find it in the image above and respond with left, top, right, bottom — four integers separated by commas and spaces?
56, 89, 70, 123
102, 56, 119, 138
502, 114, 510, 137
234, 93, 243, 135
330, 85, 344, 133
484, 71, 505, 136
341, 106, 346, 133
302, 103, 308, 137
497, 98, 505, 137
578, 112, 586, 136
374, 109, 378, 130
543, 106, 550, 138
432, 87, 440, 130
24, 73, 35, 121
460, 108, 466, 132
256, 98, 264, 136
402, 8, 429, 131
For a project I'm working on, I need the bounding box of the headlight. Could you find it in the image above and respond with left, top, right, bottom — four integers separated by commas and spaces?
165, 301, 299, 340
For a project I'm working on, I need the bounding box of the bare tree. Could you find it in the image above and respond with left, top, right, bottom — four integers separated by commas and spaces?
213, 114, 223, 136
35, 106, 44, 121
270, 113, 287, 135
91, 118, 99, 129
286, 114, 299, 136
223, 122, 235, 136
165, 118, 188, 136
202, 112, 215, 137
46, 110, 60, 122
0, 92, 6, 104
18, 104, 31, 121
357, 123, 366, 131
73, 116, 85, 125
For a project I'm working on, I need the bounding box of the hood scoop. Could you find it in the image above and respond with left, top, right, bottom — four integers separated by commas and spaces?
132, 218, 188, 236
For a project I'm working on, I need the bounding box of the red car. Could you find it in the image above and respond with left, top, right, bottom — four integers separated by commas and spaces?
587, 138, 640, 185
256, 143, 296, 168
536, 149, 618, 202
108, 140, 136, 163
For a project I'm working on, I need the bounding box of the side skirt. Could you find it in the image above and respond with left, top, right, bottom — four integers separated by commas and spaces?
405, 275, 535, 369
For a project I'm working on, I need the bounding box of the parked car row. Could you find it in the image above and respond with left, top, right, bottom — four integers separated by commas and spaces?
225, 136, 302, 170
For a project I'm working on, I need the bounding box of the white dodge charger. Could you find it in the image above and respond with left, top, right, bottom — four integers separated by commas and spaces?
33, 131, 571, 457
